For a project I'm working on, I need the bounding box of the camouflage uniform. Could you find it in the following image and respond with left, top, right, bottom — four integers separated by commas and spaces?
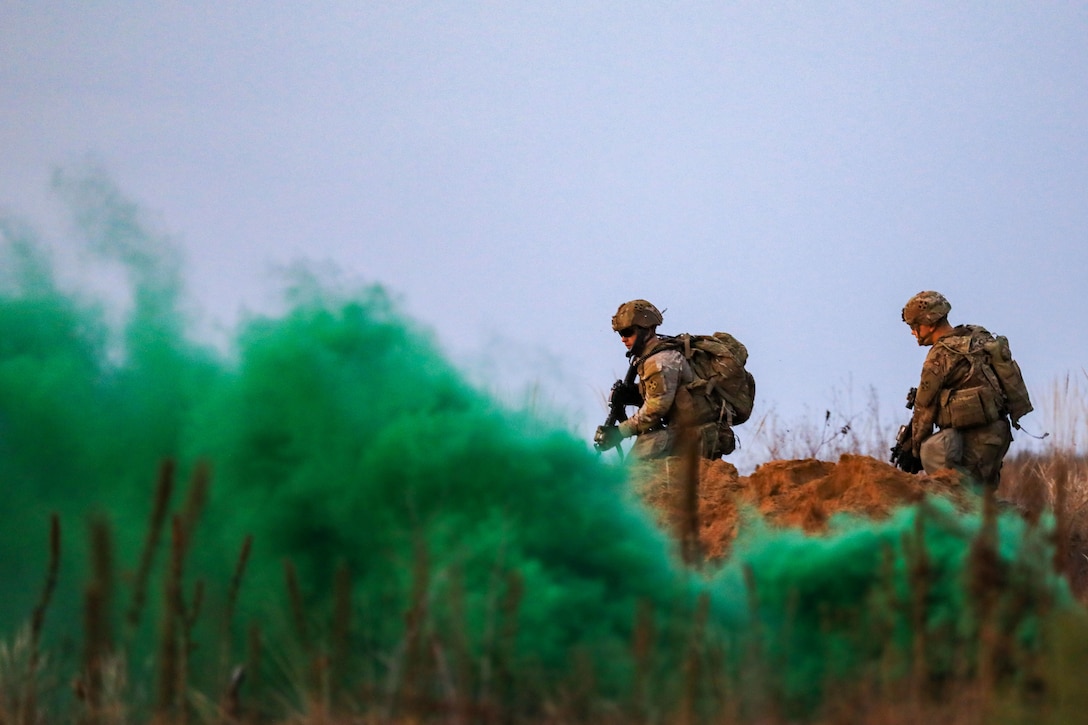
905, 296, 1014, 488
617, 338, 718, 460
609, 299, 719, 460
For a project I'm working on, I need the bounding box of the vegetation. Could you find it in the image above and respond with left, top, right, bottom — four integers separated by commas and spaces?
0, 377, 1085, 724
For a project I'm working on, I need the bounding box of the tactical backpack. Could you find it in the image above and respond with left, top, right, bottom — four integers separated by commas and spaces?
982, 334, 1033, 428
938, 326, 1033, 430
659, 332, 757, 426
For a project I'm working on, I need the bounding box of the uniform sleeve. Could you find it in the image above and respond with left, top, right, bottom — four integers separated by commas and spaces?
618, 351, 682, 437
911, 348, 950, 455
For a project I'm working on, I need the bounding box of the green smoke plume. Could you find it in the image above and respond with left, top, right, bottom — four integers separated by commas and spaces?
0, 168, 1078, 719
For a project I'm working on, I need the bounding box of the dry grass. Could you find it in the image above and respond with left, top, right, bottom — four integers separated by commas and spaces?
3, 376, 1088, 723
738, 383, 896, 467
1, 499, 1085, 725
1000, 373, 1088, 600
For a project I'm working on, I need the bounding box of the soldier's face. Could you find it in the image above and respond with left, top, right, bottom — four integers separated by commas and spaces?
911, 323, 934, 346
618, 327, 638, 351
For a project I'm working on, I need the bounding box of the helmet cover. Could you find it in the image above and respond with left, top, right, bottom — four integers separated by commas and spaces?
902, 290, 951, 327
612, 299, 663, 331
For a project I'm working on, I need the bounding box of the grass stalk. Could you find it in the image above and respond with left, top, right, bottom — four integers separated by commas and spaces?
496, 569, 524, 714
675, 592, 709, 725
677, 426, 702, 568
967, 489, 1004, 713
180, 461, 211, 556
23, 513, 60, 725
155, 514, 192, 722
78, 517, 115, 724
329, 560, 351, 705
1050, 453, 1072, 581
220, 535, 253, 683
127, 460, 176, 635
443, 565, 472, 723
906, 505, 931, 700
282, 560, 308, 649
385, 535, 431, 720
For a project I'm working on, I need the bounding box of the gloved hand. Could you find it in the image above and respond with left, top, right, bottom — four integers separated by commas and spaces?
593, 424, 624, 452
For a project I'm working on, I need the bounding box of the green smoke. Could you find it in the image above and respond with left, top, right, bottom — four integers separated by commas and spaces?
0, 168, 695, 697
0, 169, 1077, 719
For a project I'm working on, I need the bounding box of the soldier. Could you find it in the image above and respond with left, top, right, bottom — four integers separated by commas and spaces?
901, 290, 1028, 488
596, 300, 721, 460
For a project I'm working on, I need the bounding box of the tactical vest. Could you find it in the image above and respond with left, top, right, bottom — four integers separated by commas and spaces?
934, 326, 1008, 430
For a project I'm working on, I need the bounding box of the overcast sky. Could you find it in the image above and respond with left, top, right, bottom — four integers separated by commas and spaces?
2, 3, 1086, 454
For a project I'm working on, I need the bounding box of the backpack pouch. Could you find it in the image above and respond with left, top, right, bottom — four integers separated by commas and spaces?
944, 386, 1001, 429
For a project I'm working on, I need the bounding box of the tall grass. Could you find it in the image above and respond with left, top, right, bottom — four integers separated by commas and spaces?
0, 498, 1082, 724
2, 376, 1088, 723
1000, 373, 1088, 600
737, 383, 895, 468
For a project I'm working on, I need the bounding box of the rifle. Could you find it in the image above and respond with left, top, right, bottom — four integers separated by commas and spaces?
890, 387, 923, 474
593, 365, 642, 457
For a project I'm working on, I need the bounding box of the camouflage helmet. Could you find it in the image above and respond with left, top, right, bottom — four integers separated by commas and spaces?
902, 290, 951, 327
612, 299, 663, 331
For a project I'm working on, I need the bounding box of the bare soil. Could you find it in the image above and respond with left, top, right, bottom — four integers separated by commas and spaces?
631, 454, 972, 560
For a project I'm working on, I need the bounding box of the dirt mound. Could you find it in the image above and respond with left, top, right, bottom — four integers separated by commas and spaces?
631, 454, 971, 559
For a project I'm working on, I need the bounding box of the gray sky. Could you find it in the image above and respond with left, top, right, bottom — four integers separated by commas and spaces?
3, 3, 1086, 457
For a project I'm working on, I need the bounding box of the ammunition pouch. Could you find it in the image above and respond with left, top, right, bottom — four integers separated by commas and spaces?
683, 422, 730, 459
938, 385, 1003, 430
717, 424, 736, 457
